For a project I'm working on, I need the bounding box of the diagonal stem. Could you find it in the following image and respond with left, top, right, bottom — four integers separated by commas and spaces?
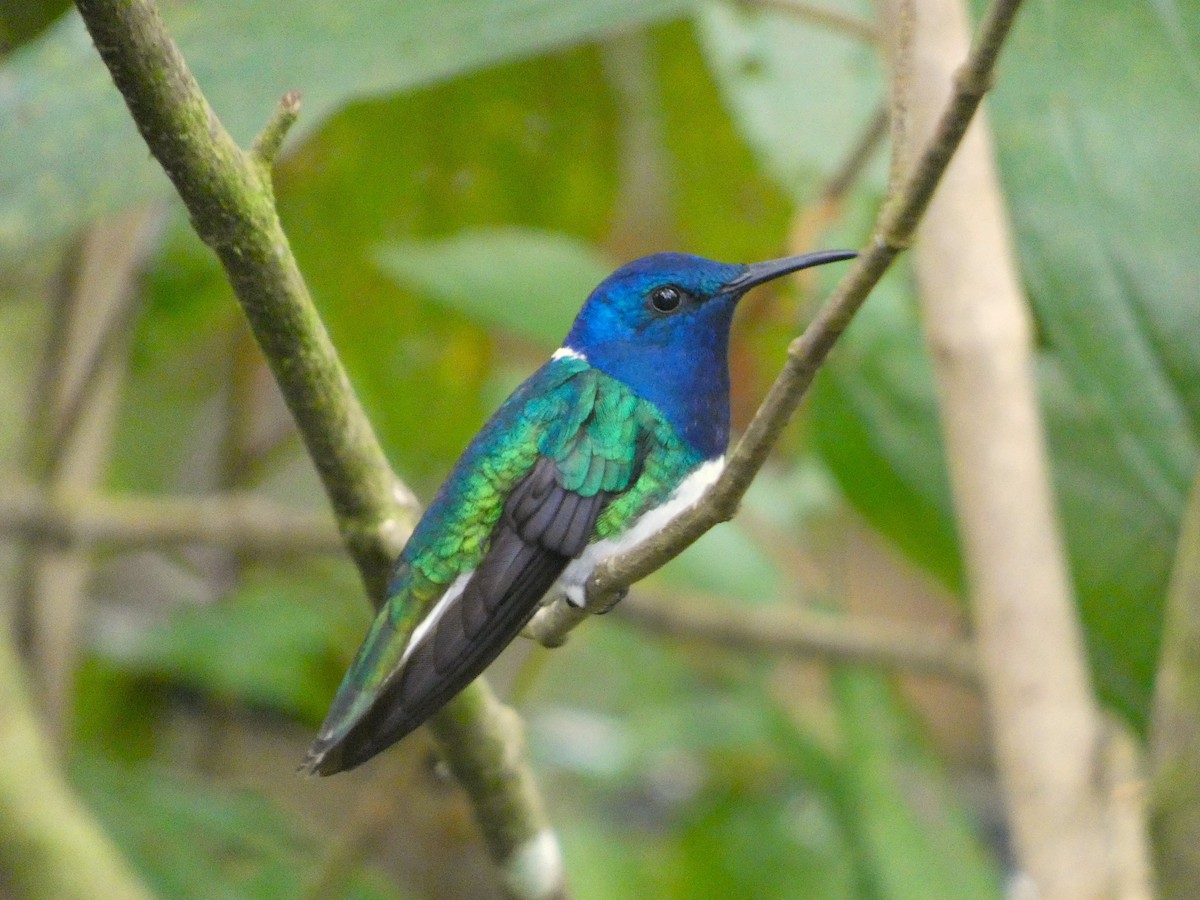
71, 1, 566, 896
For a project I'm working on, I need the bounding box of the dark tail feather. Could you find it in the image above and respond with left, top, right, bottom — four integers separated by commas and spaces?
302, 531, 568, 775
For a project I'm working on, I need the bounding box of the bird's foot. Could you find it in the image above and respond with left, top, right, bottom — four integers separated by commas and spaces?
563, 586, 628, 614
592, 588, 628, 615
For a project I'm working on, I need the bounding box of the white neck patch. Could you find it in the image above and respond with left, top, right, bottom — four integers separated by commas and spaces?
551, 346, 587, 363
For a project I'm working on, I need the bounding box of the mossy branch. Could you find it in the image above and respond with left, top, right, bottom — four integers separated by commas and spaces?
71, 1, 565, 896
74, 0, 413, 595
526, 0, 1026, 647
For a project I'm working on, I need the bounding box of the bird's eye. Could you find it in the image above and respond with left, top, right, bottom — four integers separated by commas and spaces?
649, 285, 683, 313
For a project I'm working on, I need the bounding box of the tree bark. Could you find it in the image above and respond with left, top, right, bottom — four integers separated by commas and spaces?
899, 0, 1151, 895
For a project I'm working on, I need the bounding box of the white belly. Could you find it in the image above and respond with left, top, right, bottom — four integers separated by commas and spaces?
554, 455, 725, 607
396, 455, 725, 664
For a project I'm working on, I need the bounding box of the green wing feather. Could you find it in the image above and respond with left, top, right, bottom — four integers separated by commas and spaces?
305, 356, 702, 773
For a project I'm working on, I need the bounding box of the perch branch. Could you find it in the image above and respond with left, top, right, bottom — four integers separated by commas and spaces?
71, 1, 565, 896
526, 0, 1027, 647
0, 481, 978, 683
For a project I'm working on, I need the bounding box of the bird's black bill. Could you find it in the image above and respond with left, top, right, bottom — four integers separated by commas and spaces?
717, 249, 857, 296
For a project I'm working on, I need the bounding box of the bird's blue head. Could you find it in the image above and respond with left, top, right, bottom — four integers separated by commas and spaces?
562, 249, 855, 459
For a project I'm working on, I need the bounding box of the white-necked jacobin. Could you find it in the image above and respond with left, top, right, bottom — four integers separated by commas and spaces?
305, 248, 855, 774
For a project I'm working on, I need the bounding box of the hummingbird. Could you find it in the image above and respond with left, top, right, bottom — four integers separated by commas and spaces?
305, 248, 855, 775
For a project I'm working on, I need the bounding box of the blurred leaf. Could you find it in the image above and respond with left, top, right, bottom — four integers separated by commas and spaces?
377, 228, 615, 347
92, 198, 259, 493
530, 622, 995, 899
75, 754, 403, 900
653, 19, 794, 264
833, 669, 1000, 900
0, 0, 691, 261
807, 0, 1199, 724
72, 655, 165, 764
696, 0, 885, 200
272, 49, 622, 487
532, 627, 863, 898
986, 0, 1200, 721
810, 243, 963, 592
107, 564, 368, 723
0, 0, 67, 53
656, 519, 787, 602
676, 776, 858, 899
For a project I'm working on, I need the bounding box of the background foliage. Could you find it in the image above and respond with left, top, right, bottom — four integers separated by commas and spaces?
1, 0, 1195, 896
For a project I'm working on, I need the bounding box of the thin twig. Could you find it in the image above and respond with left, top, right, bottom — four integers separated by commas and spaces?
618, 592, 979, 683
71, 1, 565, 896
821, 104, 889, 204
251, 89, 302, 169
880, 0, 916, 195
525, 0, 1027, 647
0, 480, 342, 555
16, 209, 155, 745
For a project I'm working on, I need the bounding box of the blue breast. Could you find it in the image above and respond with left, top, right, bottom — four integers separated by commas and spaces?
561, 253, 744, 460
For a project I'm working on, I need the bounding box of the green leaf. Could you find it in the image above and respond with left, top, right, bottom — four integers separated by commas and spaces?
832, 669, 1001, 900
273, 48, 622, 486
376, 228, 615, 348
105, 564, 369, 723
0, 0, 690, 260
986, 0, 1200, 719
0, 0, 67, 51
696, 0, 885, 200
810, 0, 1200, 724
528, 621, 854, 897
74, 754, 403, 900
653, 18, 796, 263
675, 775, 858, 900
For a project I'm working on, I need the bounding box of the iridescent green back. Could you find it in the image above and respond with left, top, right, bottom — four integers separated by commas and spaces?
321, 355, 703, 734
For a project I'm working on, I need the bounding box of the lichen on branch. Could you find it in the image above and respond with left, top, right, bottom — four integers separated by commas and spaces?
70, 1, 565, 896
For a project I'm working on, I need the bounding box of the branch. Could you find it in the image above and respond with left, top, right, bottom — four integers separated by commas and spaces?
901, 0, 1149, 894
526, 0, 1027, 647
71, 1, 565, 896
73, 0, 415, 594
0, 480, 342, 557
17, 209, 157, 744
618, 592, 979, 683
878, 0, 916, 197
